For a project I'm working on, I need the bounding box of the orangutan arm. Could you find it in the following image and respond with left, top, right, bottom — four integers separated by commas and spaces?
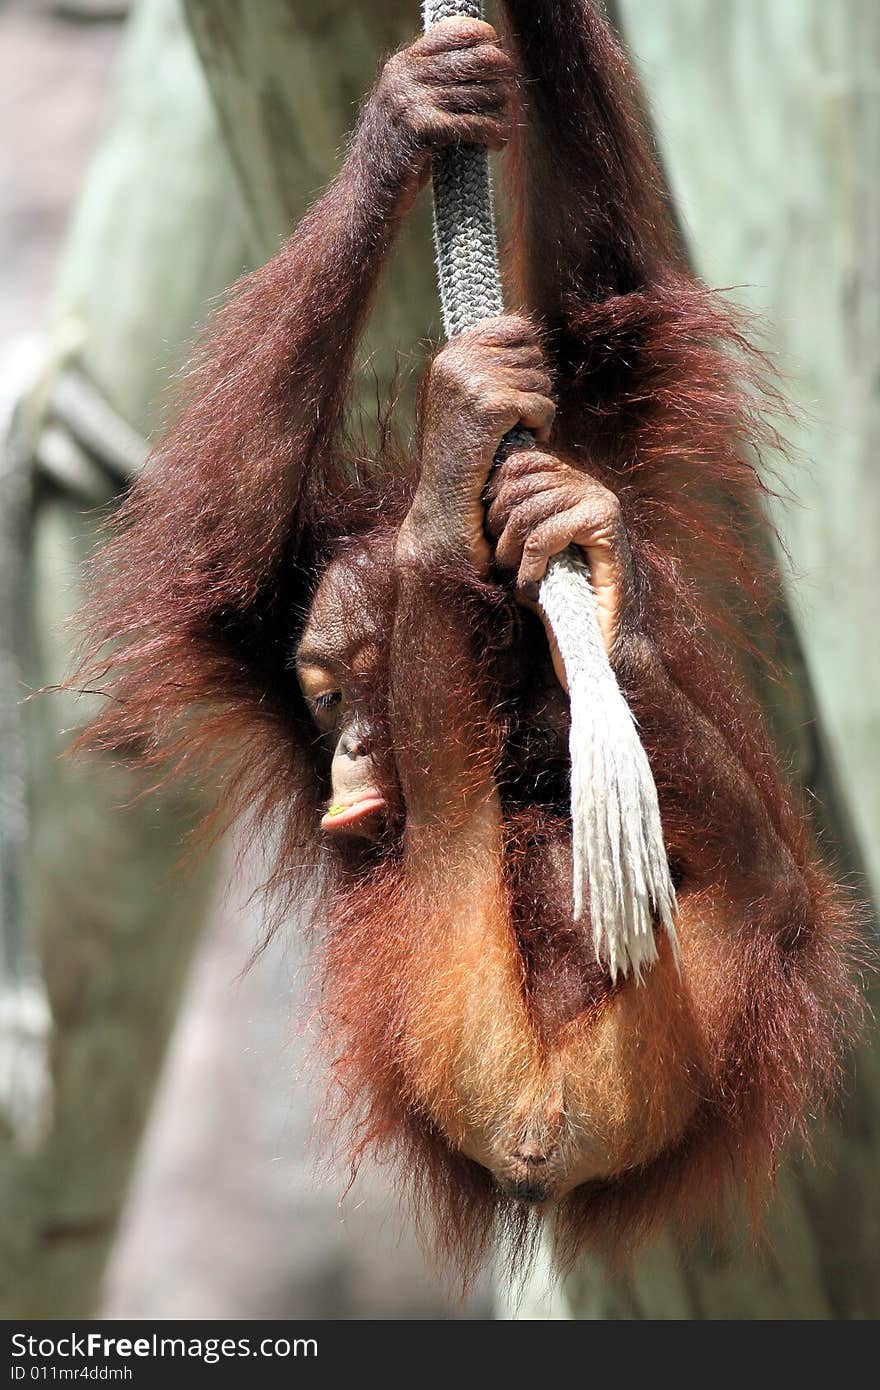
390, 315, 555, 840
76, 21, 517, 765
159, 18, 516, 527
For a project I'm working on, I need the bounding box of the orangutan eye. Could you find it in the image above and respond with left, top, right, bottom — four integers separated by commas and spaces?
306, 691, 343, 733
313, 691, 342, 713
306, 689, 343, 735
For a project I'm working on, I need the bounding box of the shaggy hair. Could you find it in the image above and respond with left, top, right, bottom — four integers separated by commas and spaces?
73, 0, 862, 1285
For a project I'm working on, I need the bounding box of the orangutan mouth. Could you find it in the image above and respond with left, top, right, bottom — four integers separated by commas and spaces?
320, 795, 387, 834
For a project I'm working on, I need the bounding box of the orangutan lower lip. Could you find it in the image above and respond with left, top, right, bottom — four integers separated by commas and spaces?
320, 795, 387, 831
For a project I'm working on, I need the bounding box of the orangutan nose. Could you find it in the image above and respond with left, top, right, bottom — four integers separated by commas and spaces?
512, 1144, 548, 1167
339, 727, 368, 759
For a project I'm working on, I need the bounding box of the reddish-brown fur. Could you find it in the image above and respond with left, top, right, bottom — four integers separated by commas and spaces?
74, 1, 862, 1282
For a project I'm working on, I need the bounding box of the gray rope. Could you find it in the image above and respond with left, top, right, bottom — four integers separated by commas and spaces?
422, 0, 678, 979
0, 336, 52, 1147
0, 330, 146, 1146
50, 367, 148, 485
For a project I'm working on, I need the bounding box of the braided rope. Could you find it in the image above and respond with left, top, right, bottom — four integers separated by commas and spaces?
0, 335, 54, 1147
422, 0, 678, 980
0, 329, 144, 1146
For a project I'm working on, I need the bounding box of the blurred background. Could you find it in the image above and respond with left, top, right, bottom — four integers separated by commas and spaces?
0, 0, 877, 1321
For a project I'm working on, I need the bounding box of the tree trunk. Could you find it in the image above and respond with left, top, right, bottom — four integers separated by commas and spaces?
0, 0, 250, 1318
500, 0, 880, 1320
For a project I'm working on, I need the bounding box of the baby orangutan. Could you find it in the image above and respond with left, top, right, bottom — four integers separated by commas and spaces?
298, 313, 840, 1210
79, 3, 859, 1275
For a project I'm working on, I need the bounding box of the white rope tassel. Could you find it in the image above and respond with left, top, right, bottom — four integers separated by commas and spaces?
538, 551, 678, 980
422, 0, 679, 980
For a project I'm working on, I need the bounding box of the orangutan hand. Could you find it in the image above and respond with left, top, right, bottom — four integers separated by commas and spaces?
485, 450, 636, 657
400, 316, 556, 576
373, 17, 515, 177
